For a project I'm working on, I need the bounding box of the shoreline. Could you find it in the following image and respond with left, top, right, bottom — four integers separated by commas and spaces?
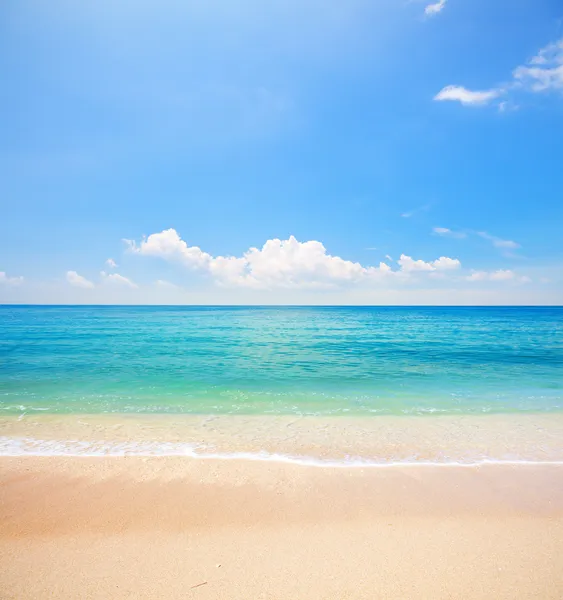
2, 414, 563, 598
2, 412, 563, 465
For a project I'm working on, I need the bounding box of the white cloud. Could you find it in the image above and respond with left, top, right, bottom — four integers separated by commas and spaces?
125, 229, 212, 270
435, 37, 563, 108
477, 231, 520, 250
433, 256, 461, 270
466, 269, 530, 283
489, 269, 516, 281
425, 0, 447, 16
513, 38, 563, 92
215, 236, 390, 289
434, 85, 501, 106
401, 203, 431, 218
0, 271, 24, 285
100, 271, 138, 288
66, 270, 94, 289
128, 229, 464, 289
433, 227, 467, 239
466, 271, 488, 282
398, 254, 461, 273
106, 258, 118, 268
155, 279, 178, 288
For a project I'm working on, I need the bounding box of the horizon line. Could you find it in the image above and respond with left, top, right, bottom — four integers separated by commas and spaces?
1, 304, 562, 309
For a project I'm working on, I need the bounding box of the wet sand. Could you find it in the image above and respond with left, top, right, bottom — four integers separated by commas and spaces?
1, 456, 563, 599
2, 413, 563, 463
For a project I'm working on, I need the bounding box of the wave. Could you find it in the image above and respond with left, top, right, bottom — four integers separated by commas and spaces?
1, 436, 562, 467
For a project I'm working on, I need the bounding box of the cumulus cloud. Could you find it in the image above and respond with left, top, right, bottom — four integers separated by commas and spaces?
100, 271, 138, 288
66, 270, 94, 289
434, 85, 501, 106
398, 254, 461, 273
425, 0, 447, 16
433, 227, 467, 239
106, 258, 118, 268
0, 271, 24, 285
127, 229, 463, 289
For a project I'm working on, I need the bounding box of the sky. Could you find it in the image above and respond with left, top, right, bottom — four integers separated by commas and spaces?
1, 0, 562, 305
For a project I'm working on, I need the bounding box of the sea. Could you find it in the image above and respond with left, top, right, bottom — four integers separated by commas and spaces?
1, 305, 562, 416
1, 305, 562, 464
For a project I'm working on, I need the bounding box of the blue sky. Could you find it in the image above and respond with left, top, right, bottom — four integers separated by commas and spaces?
1, 0, 562, 304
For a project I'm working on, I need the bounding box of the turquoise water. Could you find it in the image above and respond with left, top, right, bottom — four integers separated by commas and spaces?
1, 306, 562, 416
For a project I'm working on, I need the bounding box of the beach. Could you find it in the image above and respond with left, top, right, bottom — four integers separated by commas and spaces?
2, 456, 563, 599
1, 306, 562, 598
1, 414, 563, 599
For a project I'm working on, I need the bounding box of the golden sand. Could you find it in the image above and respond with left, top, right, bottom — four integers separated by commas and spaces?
1, 456, 562, 599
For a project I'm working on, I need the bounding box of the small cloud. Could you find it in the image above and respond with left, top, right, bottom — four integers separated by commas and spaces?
0, 271, 24, 286
401, 203, 432, 218
100, 271, 138, 288
433, 256, 461, 270
385, 254, 393, 262
155, 279, 179, 289
432, 227, 467, 239
466, 269, 530, 283
489, 269, 516, 281
66, 270, 94, 289
425, 0, 447, 16
106, 258, 118, 269
398, 254, 460, 273
477, 231, 520, 251
498, 101, 519, 113
435, 37, 563, 109
434, 85, 501, 106
513, 38, 563, 93
365, 247, 378, 251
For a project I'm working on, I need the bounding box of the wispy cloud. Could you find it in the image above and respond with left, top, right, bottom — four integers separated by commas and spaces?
101, 271, 138, 288
0, 271, 24, 286
432, 227, 521, 257
66, 270, 94, 289
513, 38, 563, 92
401, 203, 432, 218
476, 231, 520, 252
434, 85, 501, 106
434, 37, 563, 107
105, 258, 118, 269
425, 0, 447, 17
466, 269, 530, 283
155, 279, 179, 289
432, 227, 467, 239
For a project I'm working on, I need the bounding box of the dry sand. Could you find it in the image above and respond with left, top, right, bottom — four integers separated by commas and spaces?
1, 456, 563, 599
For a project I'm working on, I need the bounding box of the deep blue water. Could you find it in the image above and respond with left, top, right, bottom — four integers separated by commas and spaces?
1, 306, 562, 416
